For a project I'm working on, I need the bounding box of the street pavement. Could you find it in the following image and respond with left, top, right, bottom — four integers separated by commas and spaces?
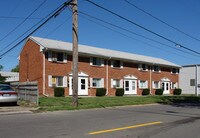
0, 104, 199, 138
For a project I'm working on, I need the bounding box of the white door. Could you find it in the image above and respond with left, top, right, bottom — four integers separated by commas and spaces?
69, 77, 88, 95
124, 79, 137, 94
162, 82, 170, 94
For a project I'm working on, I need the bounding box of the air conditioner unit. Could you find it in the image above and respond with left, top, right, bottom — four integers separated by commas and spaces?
52, 58, 57, 62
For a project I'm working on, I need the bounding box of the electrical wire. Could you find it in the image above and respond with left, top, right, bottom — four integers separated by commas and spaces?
123, 0, 200, 43
85, 0, 200, 55
79, 13, 200, 61
0, 0, 72, 58
0, 0, 47, 41
0, 16, 41, 19
79, 11, 200, 58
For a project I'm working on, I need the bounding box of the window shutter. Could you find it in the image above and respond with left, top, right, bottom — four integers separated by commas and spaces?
120, 79, 123, 88
63, 76, 67, 87
159, 66, 161, 72
63, 53, 67, 63
170, 82, 173, 89
146, 81, 148, 88
48, 51, 52, 61
90, 57, 93, 65
138, 80, 141, 88
120, 61, 123, 68
146, 65, 148, 71
48, 75, 52, 87
158, 81, 161, 89
101, 78, 104, 87
152, 81, 155, 89
90, 78, 93, 87
101, 58, 104, 66
111, 79, 113, 88
111, 61, 113, 67
138, 64, 142, 70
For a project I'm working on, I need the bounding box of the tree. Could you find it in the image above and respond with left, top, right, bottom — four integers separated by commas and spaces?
11, 65, 19, 72
0, 65, 3, 71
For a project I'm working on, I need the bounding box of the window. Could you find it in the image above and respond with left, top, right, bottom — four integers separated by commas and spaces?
111, 60, 123, 68
171, 68, 179, 74
190, 79, 195, 86
139, 80, 148, 88
153, 65, 161, 72
46, 51, 67, 63
111, 79, 122, 88
171, 82, 177, 89
152, 81, 160, 89
91, 78, 104, 88
138, 64, 148, 71
48, 76, 67, 87
90, 57, 104, 66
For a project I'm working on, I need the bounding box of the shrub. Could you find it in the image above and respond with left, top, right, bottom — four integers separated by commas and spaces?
96, 88, 106, 96
173, 88, 182, 95
142, 88, 150, 95
155, 89, 163, 95
115, 88, 124, 96
54, 87, 65, 97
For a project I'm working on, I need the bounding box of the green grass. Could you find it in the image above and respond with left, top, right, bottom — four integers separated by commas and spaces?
37, 95, 200, 112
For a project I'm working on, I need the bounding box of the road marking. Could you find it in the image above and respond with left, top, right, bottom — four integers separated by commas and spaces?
89, 121, 162, 135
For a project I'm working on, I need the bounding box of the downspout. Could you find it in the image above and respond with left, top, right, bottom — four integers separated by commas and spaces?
106, 57, 111, 95
43, 48, 48, 97
150, 65, 152, 95
195, 65, 198, 96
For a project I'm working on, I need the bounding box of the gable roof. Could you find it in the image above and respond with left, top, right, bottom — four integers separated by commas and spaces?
28, 36, 180, 68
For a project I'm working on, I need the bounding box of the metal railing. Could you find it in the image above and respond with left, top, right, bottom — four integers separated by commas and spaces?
11, 81, 39, 105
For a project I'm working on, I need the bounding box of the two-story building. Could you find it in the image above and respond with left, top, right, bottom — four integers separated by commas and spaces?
19, 36, 180, 96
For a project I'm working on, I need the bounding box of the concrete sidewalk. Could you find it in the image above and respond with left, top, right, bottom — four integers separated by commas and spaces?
0, 106, 37, 115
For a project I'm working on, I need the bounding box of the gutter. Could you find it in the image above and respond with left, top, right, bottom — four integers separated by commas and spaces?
42, 48, 48, 97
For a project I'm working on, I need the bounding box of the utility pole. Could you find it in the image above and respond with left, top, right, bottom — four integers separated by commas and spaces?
71, 0, 78, 107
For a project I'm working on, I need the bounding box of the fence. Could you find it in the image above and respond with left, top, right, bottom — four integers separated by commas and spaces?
11, 81, 39, 105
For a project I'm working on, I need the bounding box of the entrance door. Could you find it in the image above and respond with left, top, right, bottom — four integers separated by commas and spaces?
124, 79, 137, 94
69, 77, 88, 95
162, 82, 170, 94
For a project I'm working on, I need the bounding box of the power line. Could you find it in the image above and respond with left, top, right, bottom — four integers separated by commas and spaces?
79, 12, 200, 61
123, 0, 200, 42
0, 0, 47, 41
0, 0, 72, 58
79, 11, 200, 58
85, 0, 200, 56
0, 16, 41, 19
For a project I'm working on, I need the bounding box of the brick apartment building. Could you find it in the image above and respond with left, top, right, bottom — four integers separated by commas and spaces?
19, 36, 180, 96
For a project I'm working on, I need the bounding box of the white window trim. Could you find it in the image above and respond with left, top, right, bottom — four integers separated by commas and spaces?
152, 81, 161, 89
111, 79, 123, 88
48, 75, 67, 87
171, 68, 179, 74
139, 80, 148, 89
90, 57, 104, 66
47, 51, 67, 63
111, 60, 123, 68
138, 64, 148, 71
152, 65, 161, 73
90, 78, 104, 88
171, 82, 178, 89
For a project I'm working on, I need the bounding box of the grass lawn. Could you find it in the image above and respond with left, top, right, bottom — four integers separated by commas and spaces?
37, 95, 200, 112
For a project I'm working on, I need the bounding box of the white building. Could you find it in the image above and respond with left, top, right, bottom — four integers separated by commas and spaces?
179, 65, 200, 95
0, 71, 19, 83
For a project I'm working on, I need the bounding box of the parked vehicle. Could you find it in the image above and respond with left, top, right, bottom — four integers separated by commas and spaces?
0, 84, 18, 105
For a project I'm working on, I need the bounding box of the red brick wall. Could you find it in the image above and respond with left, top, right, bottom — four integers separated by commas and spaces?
20, 39, 179, 96
19, 39, 43, 95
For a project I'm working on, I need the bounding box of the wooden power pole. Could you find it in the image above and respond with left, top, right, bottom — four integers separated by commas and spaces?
72, 0, 78, 107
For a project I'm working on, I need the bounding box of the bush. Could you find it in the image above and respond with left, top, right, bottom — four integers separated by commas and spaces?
142, 88, 150, 95
96, 88, 106, 96
173, 88, 182, 95
115, 88, 124, 96
54, 87, 65, 97
155, 89, 163, 95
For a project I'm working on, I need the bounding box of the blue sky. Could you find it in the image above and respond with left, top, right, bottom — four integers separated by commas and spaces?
0, 0, 200, 71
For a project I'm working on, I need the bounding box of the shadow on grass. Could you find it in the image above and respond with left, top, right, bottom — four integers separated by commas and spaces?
158, 96, 200, 109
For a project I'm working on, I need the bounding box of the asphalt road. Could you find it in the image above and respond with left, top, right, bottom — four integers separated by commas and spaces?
0, 104, 200, 138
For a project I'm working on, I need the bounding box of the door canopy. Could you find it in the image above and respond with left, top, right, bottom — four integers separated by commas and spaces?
124, 74, 137, 80
161, 77, 170, 82
68, 71, 89, 77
